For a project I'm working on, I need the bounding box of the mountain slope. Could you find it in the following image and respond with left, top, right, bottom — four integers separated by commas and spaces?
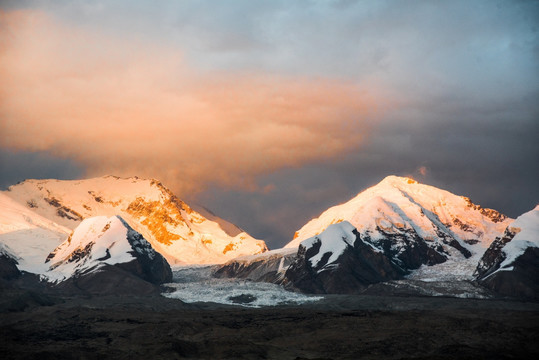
285, 176, 511, 271
3, 176, 267, 265
213, 248, 297, 283
282, 221, 404, 294
0, 192, 70, 274
475, 205, 539, 299
45, 215, 172, 294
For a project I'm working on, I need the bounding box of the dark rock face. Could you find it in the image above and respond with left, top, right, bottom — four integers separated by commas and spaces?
213, 250, 296, 283
283, 229, 405, 294
475, 228, 516, 279
475, 227, 539, 300
477, 247, 539, 300
120, 217, 172, 285
0, 254, 21, 282
364, 229, 449, 271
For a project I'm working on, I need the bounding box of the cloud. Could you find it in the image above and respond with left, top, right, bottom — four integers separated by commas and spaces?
1, 2, 537, 248
0, 9, 382, 194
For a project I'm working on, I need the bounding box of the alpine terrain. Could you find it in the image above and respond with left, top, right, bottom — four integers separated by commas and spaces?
0, 192, 71, 274
215, 175, 518, 296
2, 176, 267, 265
44, 215, 172, 295
475, 205, 539, 300
285, 175, 511, 272
282, 221, 404, 294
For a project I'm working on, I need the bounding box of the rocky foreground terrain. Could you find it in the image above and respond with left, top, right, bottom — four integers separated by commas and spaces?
1, 290, 538, 360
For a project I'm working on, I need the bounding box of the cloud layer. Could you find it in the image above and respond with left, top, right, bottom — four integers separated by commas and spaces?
1, 1, 538, 248
0, 9, 382, 194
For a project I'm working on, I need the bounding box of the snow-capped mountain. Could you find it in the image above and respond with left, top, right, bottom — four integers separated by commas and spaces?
282, 221, 403, 294
0, 192, 71, 274
3, 176, 267, 265
475, 205, 538, 299
45, 216, 171, 289
285, 176, 511, 271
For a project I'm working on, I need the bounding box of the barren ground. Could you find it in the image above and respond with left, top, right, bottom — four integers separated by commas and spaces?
1, 291, 538, 359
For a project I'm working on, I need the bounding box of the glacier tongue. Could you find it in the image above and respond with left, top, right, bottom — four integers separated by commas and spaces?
164, 265, 323, 307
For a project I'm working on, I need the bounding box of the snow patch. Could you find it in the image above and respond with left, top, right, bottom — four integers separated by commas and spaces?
301, 221, 357, 269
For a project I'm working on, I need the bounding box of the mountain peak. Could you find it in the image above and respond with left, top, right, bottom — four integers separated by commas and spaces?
286, 176, 512, 272
379, 175, 419, 186
2, 176, 267, 265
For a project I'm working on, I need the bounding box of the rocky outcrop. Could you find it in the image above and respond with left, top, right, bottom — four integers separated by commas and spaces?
213, 249, 297, 283
0, 249, 20, 283
475, 206, 539, 300
477, 247, 539, 300
282, 222, 405, 294
363, 228, 449, 271
475, 227, 517, 279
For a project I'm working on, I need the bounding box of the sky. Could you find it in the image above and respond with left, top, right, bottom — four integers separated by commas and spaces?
1, 0, 538, 249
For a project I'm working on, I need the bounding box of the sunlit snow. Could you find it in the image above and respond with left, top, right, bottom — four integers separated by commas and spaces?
300, 221, 357, 269
496, 205, 539, 273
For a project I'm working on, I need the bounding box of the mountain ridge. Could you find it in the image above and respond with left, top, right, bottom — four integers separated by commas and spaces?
2, 176, 267, 265
285, 175, 512, 271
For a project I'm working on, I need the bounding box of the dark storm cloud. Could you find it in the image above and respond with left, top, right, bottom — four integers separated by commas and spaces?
0, 149, 84, 189
196, 110, 539, 249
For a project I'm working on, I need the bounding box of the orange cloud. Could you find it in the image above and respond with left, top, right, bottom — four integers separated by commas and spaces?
0, 10, 384, 195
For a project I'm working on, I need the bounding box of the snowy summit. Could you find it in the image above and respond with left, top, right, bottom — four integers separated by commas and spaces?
2, 176, 267, 265
286, 175, 511, 271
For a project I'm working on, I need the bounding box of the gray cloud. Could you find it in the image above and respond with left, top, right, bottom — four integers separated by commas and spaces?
196, 111, 539, 249
0, 149, 84, 189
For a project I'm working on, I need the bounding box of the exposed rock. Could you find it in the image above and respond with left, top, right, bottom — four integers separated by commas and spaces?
282, 222, 405, 294
363, 228, 448, 271
0, 253, 21, 284
475, 227, 517, 279
475, 206, 539, 300
477, 247, 539, 300
213, 248, 296, 283
462, 197, 507, 223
